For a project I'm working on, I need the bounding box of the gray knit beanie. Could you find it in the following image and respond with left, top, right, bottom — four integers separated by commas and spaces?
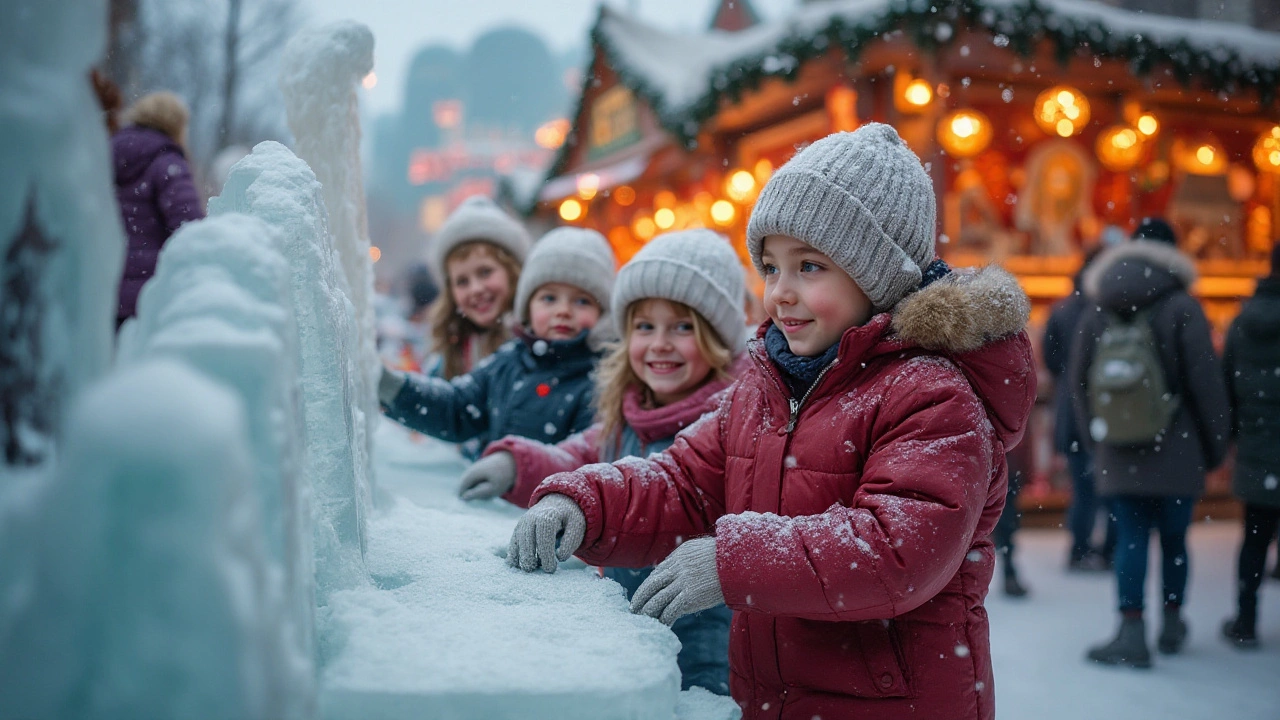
612, 229, 747, 352
428, 195, 532, 282
515, 227, 616, 325
746, 123, 937, 310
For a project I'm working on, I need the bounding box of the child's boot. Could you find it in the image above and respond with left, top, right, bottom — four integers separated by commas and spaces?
1157, 604, 1188, 654
1087, 613, 1152, 668
1221, 616, 1258, 649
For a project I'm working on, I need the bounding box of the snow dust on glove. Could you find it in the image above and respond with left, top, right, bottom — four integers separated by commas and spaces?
507, 493, 585, 573
458, 451, 517, 501
631, 536, 724, 626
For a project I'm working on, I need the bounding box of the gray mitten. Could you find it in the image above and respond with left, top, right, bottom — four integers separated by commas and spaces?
378, 365, 407, 405
631, 536, 724, 625
458, 451, 517, 501
507, 493, 586, 573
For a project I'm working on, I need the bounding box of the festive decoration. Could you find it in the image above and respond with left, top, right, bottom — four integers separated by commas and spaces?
1176, 135, 1229, 176
1095, 125, 1144, 172
1034, 85, 1090, 138
894, 73, 933, 113
725, 170, 757, 202
710, 200, 736, 226
1253, 125, 1280, 174
559, 198, 584, 221
937, 109, 993, 158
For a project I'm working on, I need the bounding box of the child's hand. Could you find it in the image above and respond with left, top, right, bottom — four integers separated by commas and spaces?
377, 365, 406, 405
631, 536, 724, 625
506, 494, 586, 573
458, 451, 517, 500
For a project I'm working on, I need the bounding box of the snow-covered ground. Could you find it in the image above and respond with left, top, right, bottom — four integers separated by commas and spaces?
989, 524, 1280, 718
364, 420, 1279, 719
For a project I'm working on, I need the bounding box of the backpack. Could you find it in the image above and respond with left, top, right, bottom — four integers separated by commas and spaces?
1086, 307, 1179, 447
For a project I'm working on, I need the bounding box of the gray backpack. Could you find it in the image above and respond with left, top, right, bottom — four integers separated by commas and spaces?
1086, 307, 1179, 446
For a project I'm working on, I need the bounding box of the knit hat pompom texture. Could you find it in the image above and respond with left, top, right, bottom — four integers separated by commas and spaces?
612, 229, 748, 351
747, 123, 937, 310
429, 195, 532, 281
515, 227, 617, 323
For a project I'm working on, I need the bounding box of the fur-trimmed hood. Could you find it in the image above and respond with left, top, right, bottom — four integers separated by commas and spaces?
891, 264, 1031, 353
1082, 239, 1196, 314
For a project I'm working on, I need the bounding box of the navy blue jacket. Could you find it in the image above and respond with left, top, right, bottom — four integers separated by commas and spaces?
382, 330, 599, 454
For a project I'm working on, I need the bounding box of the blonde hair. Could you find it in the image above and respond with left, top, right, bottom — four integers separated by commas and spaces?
429, 240, 523, 379
594, 298, 734, 445
125, 91, 190, 143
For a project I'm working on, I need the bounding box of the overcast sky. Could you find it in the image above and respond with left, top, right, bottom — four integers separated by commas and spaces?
306, 0, 798, 116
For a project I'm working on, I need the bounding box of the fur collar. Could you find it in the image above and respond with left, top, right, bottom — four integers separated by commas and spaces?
891, 264, 1030, 353
1083, 240, 1197, 299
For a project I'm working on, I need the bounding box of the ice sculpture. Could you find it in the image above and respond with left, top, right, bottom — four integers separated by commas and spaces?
0, 0, 123, 468
116, 213, 315, 717
0, 360, 289, 718
208, 141, 370, 599
278, 21, 380, 492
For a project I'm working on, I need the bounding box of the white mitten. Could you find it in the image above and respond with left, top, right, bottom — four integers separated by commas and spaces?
507, 493, 586, 573
458, 451, 517, 501
631, 537, 724, 625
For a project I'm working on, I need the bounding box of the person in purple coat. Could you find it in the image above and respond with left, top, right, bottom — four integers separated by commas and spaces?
112, 91, 204, 326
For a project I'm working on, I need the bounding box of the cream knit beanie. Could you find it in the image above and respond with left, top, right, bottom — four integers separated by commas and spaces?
514, 227, 616, 326
746, 123, 937, 310
611, 229, 747, 351
428, 195, 532, 282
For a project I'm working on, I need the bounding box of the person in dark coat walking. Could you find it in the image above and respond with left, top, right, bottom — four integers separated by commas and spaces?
1043, 247, 1114, 571
1070, 218, 1231, 668
112, 91, 204, 326
1221, 242, 1280, 649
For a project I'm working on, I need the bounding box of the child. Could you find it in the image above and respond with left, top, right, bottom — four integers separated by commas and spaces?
506, 125, 1035, 720
379, 227, 615, 454
459, 229, 747, 695
426, 196, 531, 380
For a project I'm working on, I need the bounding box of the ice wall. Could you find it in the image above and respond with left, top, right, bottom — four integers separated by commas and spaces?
0, 360, 280, 718
278, 21, 380, 493
117, 213, 315, 717
208, 141, 370, 600
0, 0, 123, 468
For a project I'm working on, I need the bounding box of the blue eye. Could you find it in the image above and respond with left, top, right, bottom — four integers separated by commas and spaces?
675, 322, 694, 333
573, 296, 593, 307
540, 293, 556, 303
634, 321, 654, 331
800, 261, 822, 272
762, 264, 778, 275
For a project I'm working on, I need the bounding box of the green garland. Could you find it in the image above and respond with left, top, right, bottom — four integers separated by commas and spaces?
534, 0, 1279, 213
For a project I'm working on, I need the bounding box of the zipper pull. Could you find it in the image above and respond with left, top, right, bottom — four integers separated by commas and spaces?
785, 397, 799, 434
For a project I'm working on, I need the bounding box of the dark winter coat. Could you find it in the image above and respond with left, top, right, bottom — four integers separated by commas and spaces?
1042, 271, 1091, 454
532, 266, 1036, 720
382, 330, 600, 453
1223, 275, 1280, 508
112, 125, 204, 322
1069, 240, 1231, 498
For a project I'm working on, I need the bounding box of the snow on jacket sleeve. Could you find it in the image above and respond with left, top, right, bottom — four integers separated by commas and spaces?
152, 151, 204, 234
716, 363, 995, 622
486, 425, 603, 509
530, 395, 731, 569
381, 360, 494, 443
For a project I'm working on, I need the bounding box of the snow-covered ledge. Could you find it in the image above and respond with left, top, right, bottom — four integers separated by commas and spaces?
319, 424, 740, 720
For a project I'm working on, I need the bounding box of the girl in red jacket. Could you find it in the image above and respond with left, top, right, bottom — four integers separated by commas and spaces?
458, 228, 748, 694
508, 124, 1036, 720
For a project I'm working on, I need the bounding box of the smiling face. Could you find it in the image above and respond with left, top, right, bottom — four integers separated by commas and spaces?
760, 234, 873, 357
626, 299, 716, 407
527, 282, 601, 340
446, 244, 516, 329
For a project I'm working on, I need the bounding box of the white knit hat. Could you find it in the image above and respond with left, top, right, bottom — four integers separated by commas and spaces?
514, 227, 616, 326
746, 123, 937, 311
612, 229, 747, 352
428, 195, 532, 281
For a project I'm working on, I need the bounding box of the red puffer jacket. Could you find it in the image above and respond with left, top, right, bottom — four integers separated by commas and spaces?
532, 266, 1035, 720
